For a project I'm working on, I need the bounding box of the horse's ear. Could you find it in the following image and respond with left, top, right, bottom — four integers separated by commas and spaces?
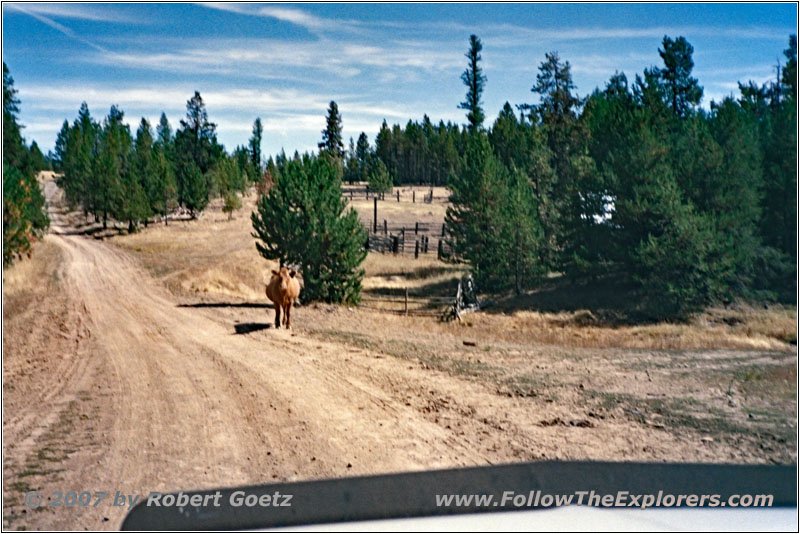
271, 269, 278, 276
289, 270, 296, 278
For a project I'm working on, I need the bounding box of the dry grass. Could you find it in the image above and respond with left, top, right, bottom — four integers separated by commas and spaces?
112, 192, 278, 301
362, 253, 465, 292
345, 183, 450, 231
479, 308, 797, 352
102, 183, 797, 354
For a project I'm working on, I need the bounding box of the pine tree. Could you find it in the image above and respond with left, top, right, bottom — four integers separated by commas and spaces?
318, 101, 344, 160
658, 36, 703, 118
249, 117, 264, 180
459, 35, 487, 133
3, 62, 26, 170
251, 155, 367, 303
610, 111, 715, 317
176, 149, 208, 217
367, 157, 392, 194
213, 155, 245, 220
760, 35, 797, 259
53, 120, 70, 172
3, 62, 48, 264
96, 106, 135, 229
175, 91, 217, 213
73, 102, 99, 218
152, 113, 178, 223
355, 132, 371, 182
133, 118, 156, 227
529, 51, 586, 270
446, 134, 544, 293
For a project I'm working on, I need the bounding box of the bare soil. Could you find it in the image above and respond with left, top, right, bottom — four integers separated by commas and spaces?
2, 181, 796, 530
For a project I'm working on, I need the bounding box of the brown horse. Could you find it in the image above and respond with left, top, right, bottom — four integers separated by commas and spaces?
266, 267, 301, 328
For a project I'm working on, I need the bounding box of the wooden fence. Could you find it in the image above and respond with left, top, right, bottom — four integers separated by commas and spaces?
343, 186, 440, 204
359, 276, 485, 320
364, 227, 455, 259
360, 287, 454, 317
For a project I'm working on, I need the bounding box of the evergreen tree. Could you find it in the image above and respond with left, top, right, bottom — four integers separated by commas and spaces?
760, 35, 797, 259
28, 141, 47, 172
3, 62, 26, 170
175, 91, 218, 212
446, 134, 545, 293
223, 189, 242, 220
152, 113, 178, 223
529, 51, 587, 269
96, 106, 134, 229
657, 36, 703, 118
355, 131, 371, 182
156, 112, 173, 149
459, 34, 487, 133
70, 102, 99, 217
367, 157, 392, 194
175, 144, 208, 217
53, 120, 70, 172
251, 155, 367, 303
133, 118, 157, 227
3, 63, 48, 265
318, 100, 344, 161
249, 117, 264, 180
609, 110, 715, 317
489, 103, 557, 269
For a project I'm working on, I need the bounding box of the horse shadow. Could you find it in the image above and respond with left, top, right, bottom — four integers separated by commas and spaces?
234, 322, 273, 335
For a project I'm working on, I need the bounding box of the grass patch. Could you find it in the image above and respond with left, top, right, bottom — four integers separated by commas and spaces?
584, 389, 795, 443
9, 481, 33, 493
305, 326, 502, 381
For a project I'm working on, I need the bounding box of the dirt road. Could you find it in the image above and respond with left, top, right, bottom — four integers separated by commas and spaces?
3, 182, 794, 530
4, 183, 500, 529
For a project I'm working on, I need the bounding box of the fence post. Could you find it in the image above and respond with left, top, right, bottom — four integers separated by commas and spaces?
384, 219, 387, 235
438, 239, 443, 260
404, 287, 408, 316
414, 240, 419, 259
397, 190, 400, 202
373, 197, 377, 233
413, 190, 415, 203
441, 223, 446, 237
415, 222, 418, 234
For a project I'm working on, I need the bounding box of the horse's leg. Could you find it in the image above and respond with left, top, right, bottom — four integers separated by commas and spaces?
274, 303, 281, 328
285, 301, 292, 329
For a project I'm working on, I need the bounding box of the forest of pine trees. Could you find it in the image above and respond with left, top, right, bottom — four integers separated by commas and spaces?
441, 34, 797, 318
52, 91, 263, 230
4, 33, 796, 315
3, 62, 49, 266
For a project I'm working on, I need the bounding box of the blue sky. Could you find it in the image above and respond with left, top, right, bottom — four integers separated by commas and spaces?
2, 2, 796, 157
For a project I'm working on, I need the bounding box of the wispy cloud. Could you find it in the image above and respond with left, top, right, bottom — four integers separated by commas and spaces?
4, 2, 137, 23
85, 36, 462, 80
17, 83, 436, 122
479, 23, 793, 48
5, 4, 111, 53
202, 3, 363, 35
